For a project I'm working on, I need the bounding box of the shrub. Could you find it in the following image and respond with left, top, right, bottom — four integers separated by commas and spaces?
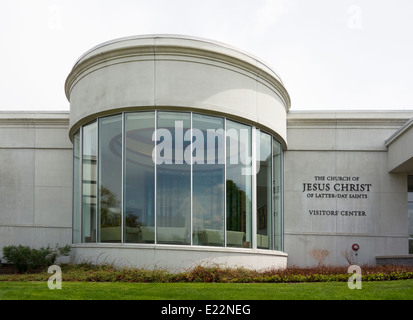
2, 245, 32, 273
2, 260, 413, 282
2, 244, 71, 273
310, 249, 330, 266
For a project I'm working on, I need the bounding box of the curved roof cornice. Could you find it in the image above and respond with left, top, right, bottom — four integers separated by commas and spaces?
65, 34, 291, 111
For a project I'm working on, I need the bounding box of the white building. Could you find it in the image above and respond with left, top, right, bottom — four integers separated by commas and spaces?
1, 35, 412, 270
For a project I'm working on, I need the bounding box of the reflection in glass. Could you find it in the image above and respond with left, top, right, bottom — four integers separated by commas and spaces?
192, 114, 225, 246
226, 120, 252, 248
98, 115, 122, 243
408, 199, 413, 254
409, 176, 413, 254
72, 130, 81, 243
256, 131, 272, 249
74, 111, 283, 250
156, 112, 191, 245
82, 122, 97, 243
124, 112, 155, 243
273, 139, 283, 251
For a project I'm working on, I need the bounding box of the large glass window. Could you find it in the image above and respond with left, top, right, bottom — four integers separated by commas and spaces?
408, 202, 413, 254
408, 176, 413, 254
192, 114, 225, 247
226, 120, 252, 248
73, 111, 282, 251
156, 112, 191, 245
98, 115, 122, 243
82, 121, 97, 243
124, 112, 155, 243
256, 131, 272, 249
72, 130, 81, 243
273, 139, 283, 251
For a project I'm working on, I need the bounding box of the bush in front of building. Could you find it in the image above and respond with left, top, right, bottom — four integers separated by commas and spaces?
1, 261, 412, 282
2, 244, 71, 273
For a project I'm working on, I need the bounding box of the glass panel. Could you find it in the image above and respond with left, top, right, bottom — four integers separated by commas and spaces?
98, 115, 122, 243
409, 201, 413, 254
256, 131, 272, 249
72, 130, 81, 244
156, 112, 191, 245
192, 114, 225, 247
82, 122, 97, 243
408, 176, 413, 254
273, 138, 283, 251
226, 120, 252, 248
124, 112, 155, 243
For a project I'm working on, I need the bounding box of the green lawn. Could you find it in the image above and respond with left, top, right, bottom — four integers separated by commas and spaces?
1, 280, 412, 300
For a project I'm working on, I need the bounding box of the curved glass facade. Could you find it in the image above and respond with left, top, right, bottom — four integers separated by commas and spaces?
72, 111, 283, 251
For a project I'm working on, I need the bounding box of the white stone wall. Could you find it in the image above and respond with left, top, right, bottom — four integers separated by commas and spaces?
71, 244, 288, 272
0, 112, 72, 260
284, 111, 413, 266
65, 35, 290, 147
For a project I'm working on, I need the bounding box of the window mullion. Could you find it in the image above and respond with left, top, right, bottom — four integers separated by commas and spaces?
251, 126, 257, 250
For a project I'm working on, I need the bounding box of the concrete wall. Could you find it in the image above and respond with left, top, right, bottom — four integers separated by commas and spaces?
71, 244, 288, 272
0, 112, 72, 260
65, 35, 290, 147
386, 118, 413, 172
284, 111, 413, 266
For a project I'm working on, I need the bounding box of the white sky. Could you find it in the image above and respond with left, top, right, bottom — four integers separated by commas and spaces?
1, 0, 412, 112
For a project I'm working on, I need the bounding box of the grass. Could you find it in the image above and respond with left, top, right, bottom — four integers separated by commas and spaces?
1, 280, 413, 300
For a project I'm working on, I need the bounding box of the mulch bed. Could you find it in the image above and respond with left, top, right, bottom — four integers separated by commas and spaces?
0, 264, 44, 275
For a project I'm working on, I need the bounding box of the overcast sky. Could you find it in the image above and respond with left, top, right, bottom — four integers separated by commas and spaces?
1, 0, 412, 112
